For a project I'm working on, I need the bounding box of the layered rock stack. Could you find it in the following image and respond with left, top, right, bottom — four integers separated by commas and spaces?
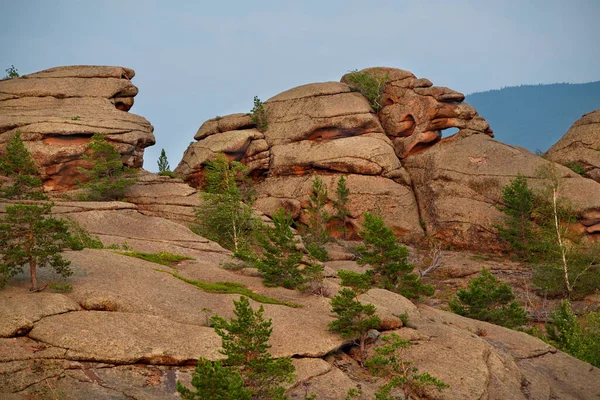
0, 66, 155, 191
177, 67, 600, 248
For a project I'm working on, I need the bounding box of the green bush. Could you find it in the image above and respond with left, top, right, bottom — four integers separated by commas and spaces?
365, 333, 449, 398
345, 69, 389, 111
250, 96, 268, 132
448, 268, 528, 328
356, 213, 434, 298
563, 161, 586, 176
78, 134, 136, 200
302, 176, 330, 261
0, 131, 47, 200
63, 217, 104, 250
333, 175, 352, 239
3, 65, 19, 79
546, 301, 600, 367
177, 358, 250, 399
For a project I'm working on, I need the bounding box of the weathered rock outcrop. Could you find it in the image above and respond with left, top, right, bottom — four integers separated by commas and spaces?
177, 67, 600, 246
546, 109, 600, 183
1, 199, 599, 399
0, 66, 155, 191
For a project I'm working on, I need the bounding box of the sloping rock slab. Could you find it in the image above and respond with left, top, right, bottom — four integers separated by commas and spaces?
28, 311, 221, 365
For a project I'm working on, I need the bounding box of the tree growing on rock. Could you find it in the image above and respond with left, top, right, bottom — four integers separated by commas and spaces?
78, 134, 136, 200
178, 297, 295, 399
3, 65, 19, 79
157, 148, 171, 174
0, 131, 47, 200
329, 286, 381, 364
0, 203, 73, 290
365, 333, 449, 398
194, 155, 257, 257
344, 69, 389, 112
356, 213, 434, 298
255, 208, 322, 290
448, 268, 528, 329
333, 175, 352, 239
304, 176, 330, 261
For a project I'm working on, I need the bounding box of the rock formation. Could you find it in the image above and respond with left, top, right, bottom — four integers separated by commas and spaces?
0, 66, 155, 191
176, 68, 600, 247
1, 198, 599, 399
546, 109, 600, 183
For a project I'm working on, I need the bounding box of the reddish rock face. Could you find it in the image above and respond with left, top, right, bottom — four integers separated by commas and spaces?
0, 66, 155, 191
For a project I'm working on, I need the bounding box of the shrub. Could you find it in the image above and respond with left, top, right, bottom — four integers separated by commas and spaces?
78, 134, 136, 200
209, 296, 295, 399
193, 155, 257, 255
563, 161, 586, 176
345, 69, 389, 111
546, 301, 600, 367
3, 65, 19, 79
329, 288, 381, 363
0, 131, 47, 200
250, 96, 268, 132
0, 203, 72, 290
157, 148, 171, 173
63, 217, 104, 250
448, 268, 528, 328
365, 333, 449, 398
356, 213, 434, 298
177, 358, 250, 400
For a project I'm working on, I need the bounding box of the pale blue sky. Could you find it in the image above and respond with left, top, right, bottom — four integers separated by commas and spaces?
1, 0, 599, 171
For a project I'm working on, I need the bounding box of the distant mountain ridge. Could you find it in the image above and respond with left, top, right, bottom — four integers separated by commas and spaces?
466, 81, 600, 152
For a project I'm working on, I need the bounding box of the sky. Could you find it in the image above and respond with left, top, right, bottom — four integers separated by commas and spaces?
1, 0, 599, 171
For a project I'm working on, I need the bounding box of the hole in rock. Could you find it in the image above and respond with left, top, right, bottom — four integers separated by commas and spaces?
441, 127, 459, 138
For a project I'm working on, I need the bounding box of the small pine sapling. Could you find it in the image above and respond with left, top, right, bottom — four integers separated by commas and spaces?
449, 268, 527, 328
365, 333, 449, 398
494, 174, 536, 260
0, 203, 73, 290
356, 213, 434, 298
78, 134, 136, 200
0, 131, 47, 200
194, 155, 257, 256
157, 148, 171, 174
211, 296, 295, 399
304, 176, 330, 261
3, 65, 19, 79
329, 282, 381, 363
176, 358, 251, 400
255, 208, 316, 289
250, 96, 268, 132
333, 175, 352, 239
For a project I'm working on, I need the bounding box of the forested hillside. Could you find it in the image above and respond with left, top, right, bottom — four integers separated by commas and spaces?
466, 81, 600, 152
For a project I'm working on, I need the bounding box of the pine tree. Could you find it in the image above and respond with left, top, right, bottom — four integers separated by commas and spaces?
157, 148, 171, 173
365, 333, 449, 398
78, 134, 136, 200
333, 175, 351, 239
495, 174, 536, 260
449, 268, 527, 328
210, 296, 295, 399
194, 155, 256, 256
356, 213, 433, 298
303, 176, 330, 261
0, 131, 47, 200
176, 358, 251, 400
329, 288, 381, 363
255, 208, 315, 289
0, 203, 72, 290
